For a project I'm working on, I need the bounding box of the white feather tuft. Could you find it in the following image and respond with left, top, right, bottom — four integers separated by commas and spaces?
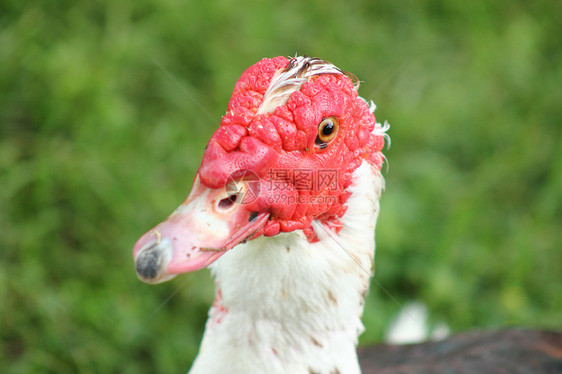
257, 56, 344, 115
375, 120, 391, 149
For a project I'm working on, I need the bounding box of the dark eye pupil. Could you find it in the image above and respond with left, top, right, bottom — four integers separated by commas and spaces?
322, 121, 334, 136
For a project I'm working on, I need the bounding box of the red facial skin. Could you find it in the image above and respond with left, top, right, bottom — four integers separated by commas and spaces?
198, 56, 385, 241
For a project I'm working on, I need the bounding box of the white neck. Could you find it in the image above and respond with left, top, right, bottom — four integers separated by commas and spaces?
188, 162, 384, 374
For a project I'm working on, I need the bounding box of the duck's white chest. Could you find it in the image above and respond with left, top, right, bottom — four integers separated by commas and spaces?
188, 163, 383, 374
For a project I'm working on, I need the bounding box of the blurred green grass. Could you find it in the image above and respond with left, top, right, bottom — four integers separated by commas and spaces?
1, 0, 561, 372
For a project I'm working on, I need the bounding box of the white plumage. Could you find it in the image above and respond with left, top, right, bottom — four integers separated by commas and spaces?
190, 162, 383, 374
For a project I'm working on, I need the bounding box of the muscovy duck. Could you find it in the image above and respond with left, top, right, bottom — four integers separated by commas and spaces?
133, 56, 561, 374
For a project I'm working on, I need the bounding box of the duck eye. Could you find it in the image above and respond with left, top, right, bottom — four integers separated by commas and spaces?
315, 117, 338, 148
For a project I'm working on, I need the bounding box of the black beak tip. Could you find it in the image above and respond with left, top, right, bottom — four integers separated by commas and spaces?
135, 247, 162, 281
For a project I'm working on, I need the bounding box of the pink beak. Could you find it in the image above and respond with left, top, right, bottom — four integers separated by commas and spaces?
133, 177, 268, 284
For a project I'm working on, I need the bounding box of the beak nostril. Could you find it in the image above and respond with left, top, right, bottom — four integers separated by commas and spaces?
218, 194, 237, 210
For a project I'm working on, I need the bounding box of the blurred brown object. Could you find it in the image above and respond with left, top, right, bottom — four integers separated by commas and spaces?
359, 329, 562, 374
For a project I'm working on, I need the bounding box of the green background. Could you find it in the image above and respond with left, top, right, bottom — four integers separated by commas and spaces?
1, 0, 560, 372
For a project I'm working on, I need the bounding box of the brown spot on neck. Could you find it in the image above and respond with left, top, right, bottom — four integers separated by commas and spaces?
328, 290, 338, 306
360, 286, 368, 299
311, 336, 323, 348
